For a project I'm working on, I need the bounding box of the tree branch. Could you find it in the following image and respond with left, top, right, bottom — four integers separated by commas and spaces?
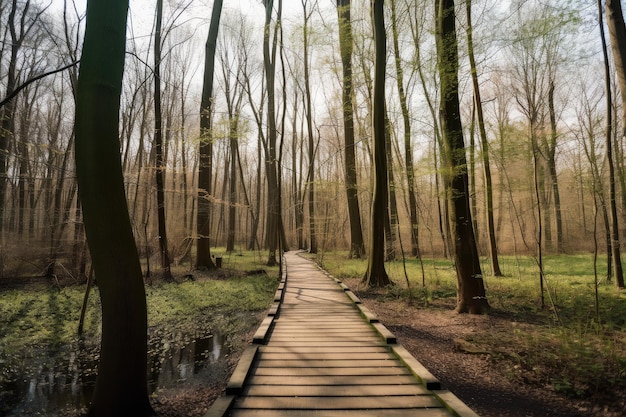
0, 60, 79, 109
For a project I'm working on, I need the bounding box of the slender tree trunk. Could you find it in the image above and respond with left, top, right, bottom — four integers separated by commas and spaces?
302, 0, 317, 254
153, 0, 173, 280
337, 0, 365, 259
532, 130, 546, 309
362, 0, 391, 288
436, 0, 488, 313
75, 0, 153, 414
390, 0, 419, 258
196, 0, 223, 270
263, 0, 282, 266
547, 80, 563, 253
0, 0, 28, 238
469, 102, 479, 247
605, 0, 626, 288
384, 113, 398, 261
466, 0, 502, 275
227, 118, 238, 252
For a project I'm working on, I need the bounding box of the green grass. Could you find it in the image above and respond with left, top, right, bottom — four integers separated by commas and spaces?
0, 249, 279, 389
309, 251, 626, 400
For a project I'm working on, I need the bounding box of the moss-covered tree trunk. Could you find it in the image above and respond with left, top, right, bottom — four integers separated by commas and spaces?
75, 0, 154, 415
436, 0, 489, 313
362, 0, 391, 288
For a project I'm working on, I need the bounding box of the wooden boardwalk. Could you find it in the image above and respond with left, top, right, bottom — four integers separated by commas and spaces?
206, 252, 479, 417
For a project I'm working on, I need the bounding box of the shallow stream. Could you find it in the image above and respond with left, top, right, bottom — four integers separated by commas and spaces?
1, 331, 226, 416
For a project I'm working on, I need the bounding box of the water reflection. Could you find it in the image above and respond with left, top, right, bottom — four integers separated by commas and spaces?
2, 332, 225, 416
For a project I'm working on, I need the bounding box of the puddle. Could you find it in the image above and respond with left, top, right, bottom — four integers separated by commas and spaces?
1, 332, 226, 416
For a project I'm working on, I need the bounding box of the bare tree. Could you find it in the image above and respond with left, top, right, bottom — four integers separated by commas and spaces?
153, 0, 173, 280
465, 0, 502, 276
74, 0, 153, 414
263, 0, 283, 266
436, 0, 489, 313
605, 0, 626, 288
196, 0, 223, 270
337, 0, 365, 258
390, 0, 419, 258
362, 0, 391, 288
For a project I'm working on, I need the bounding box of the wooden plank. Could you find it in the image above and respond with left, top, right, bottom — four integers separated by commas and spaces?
203, 395, 235, 417
247, 374, 421, 386
226, 345, 259, 394
233, 395, 442, 410
231, 410, 453, 417
392, 345, 442, 390
271, 326, 372, 332
260, 346, 389, 353
372, 322, 397, 344
252, 316, 274, 344
268, 336, 382, 343
265, 341, 382, 347
273, 289, 283, 302
255, 359, 400, 368
242, 384, 429, 397
251, 366, 411, 376
270, 329, 372, 335
258, 352, 393, 361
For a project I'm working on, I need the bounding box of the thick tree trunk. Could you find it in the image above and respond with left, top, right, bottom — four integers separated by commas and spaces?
362, 0, 391, 288
606, 0, 626, 288
75, 0, 153, 414
337, 0, 365, 259
263, 0, 282, 266
196, 0, 223, 270
436, 0, 488, 313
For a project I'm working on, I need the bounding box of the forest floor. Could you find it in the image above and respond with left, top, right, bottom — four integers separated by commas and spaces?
344, 277, 626, 417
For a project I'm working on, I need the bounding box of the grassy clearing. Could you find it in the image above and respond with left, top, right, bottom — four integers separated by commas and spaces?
309, 251, 626, 400
0, 249, 279, 389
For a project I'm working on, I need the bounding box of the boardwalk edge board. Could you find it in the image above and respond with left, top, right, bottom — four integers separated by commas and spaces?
226, 345, 260, 395
372, 322, 397, 344
392, 345, 442, 390
252, 316, 275, 344
356, 303, 380, 323
434, 390, 482, 417
203, 395, 235, 417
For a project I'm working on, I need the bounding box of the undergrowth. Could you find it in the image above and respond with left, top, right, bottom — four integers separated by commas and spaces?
309, 251, 626, 401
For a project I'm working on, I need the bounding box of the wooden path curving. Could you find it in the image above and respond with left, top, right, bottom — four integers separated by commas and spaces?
206, 251, 479, 417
